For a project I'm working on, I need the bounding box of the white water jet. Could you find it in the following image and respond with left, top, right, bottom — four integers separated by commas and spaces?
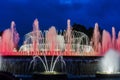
99, 49, 120, 73
0, 56, 2, 70
28, 20, 66, 72
29, 34, 66, 72
56, 35, 65, 51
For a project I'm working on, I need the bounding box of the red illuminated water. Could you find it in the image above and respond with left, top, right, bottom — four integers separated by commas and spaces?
32, 19, 40, 52
46, 26, 57, 54
93, 23, 120, 56
65, 19, 72, 55
1, 19, 120, 56
0, 21, 19, 55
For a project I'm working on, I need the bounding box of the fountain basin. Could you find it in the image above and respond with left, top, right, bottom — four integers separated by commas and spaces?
96, 71, 120, 78
33, 71, 67, 80
0, 71, 16, 80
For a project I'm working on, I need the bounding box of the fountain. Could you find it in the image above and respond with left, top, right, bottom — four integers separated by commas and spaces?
0, 21, 19, 54
0, 18, 92, 79
96, 49, 120, 78
92, 23, 120, 78
25, 19, 67, 80
19, 19, 90, 56
92, 23, 120, 56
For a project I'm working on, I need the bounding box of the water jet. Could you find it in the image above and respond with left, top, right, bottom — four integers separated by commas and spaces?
96, 49, 120, 78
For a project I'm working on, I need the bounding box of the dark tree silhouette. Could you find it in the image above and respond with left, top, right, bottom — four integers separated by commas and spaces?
87, 27, 94, 39
72, 23, 87, 34
72, 23, 103, 40
0, 31, 3, 36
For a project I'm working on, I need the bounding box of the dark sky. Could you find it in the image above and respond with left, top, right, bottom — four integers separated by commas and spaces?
0, 0, 120, 45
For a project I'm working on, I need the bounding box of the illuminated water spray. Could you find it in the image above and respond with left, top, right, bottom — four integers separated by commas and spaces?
98, 49, 120, 74
28, 19, 66, 73
0, 21, 19, 53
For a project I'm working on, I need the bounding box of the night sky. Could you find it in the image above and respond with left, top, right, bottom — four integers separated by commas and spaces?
0, 0, 120, 45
